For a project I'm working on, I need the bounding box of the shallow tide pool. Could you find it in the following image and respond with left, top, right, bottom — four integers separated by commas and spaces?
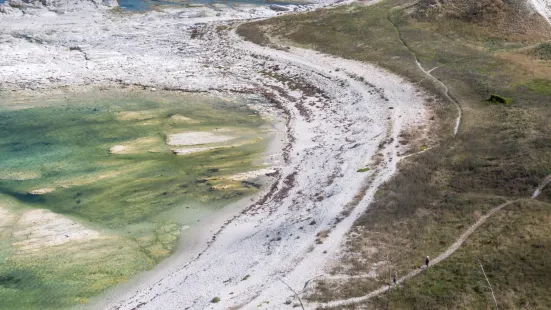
118, 0, 298, 11
0, 0, 297, 10
0, 89, 271, 309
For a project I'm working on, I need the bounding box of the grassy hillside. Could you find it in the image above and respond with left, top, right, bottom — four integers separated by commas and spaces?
238, 0, 551, 308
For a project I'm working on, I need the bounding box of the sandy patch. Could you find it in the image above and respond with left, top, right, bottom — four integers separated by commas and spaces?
172, 138, 260, 156
29, 187, 55, 195
166, 132, 235, 146
228, 168, 278, 181
172, 147, 218, 155
212, 128, 234, 133
0, 170, 41, 180
0, 206, 18, 236
12, 209, 101, 253
110, 145, 129, 154
139, 119, 162, 126
109, 137, 162, 154
117, 110, 157, 121
169, 114, 200, 124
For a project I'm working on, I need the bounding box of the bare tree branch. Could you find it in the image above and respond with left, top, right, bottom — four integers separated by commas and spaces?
279, 278, 305, 310
478, 258, 498, 309
302, 274, 323, 291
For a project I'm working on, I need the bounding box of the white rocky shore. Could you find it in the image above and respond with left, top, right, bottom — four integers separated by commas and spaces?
2, 0, 520, 308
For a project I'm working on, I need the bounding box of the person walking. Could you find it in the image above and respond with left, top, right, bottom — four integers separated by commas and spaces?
392, 272, 398, 286
425, 256, 430, 268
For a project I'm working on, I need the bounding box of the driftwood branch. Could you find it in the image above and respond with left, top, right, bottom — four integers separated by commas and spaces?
478, 258, 498, 309
302, 274, 323, 291
279, 278, 305, 310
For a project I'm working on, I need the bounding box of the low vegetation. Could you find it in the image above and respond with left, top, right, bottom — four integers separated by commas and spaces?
530, 42, 551, 60
487, 93, 512, 105
239, 0, 551, 308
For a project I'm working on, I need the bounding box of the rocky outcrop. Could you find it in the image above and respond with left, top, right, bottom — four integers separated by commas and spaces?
269, 4, 291, 11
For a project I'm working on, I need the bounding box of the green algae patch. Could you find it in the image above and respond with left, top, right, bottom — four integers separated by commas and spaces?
0, 89, 271, 309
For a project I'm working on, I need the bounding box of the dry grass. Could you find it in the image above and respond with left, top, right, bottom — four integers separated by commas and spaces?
239, 0, 551, 308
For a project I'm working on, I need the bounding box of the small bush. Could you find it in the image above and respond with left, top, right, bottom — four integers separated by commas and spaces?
532, 42, 551, 60
487, 93, 512, 105
211, 297, 221, 303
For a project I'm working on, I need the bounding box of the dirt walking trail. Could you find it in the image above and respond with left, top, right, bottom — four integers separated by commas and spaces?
387, 1, 462, 136
318, 174, 551, 308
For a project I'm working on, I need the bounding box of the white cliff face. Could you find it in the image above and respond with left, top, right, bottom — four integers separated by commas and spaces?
530, 0, 551, 24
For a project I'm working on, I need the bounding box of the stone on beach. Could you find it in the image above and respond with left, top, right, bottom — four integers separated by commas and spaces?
29, 188, 55, 195
109, 137, 161, 154
269, 4, 291, 11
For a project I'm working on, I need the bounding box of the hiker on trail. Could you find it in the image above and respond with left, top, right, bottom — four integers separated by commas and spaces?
393, 272, 398, 286
425, 256, 430, 268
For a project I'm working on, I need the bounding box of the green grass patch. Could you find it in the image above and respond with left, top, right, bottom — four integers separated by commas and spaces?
376, 200, 551, 309
524, 79, 551, 96
531, 42, 551, 60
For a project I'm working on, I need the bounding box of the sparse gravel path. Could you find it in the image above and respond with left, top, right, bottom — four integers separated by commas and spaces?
317, 174, 551, 308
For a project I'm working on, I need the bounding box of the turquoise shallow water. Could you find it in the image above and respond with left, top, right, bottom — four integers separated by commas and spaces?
0, 92, 265, 225
0, 0, 295, 10
0, 90, 269, 309
118, 0, 296, 11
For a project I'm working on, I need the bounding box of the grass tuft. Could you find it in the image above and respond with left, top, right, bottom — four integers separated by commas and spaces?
487, 93, 512, 105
